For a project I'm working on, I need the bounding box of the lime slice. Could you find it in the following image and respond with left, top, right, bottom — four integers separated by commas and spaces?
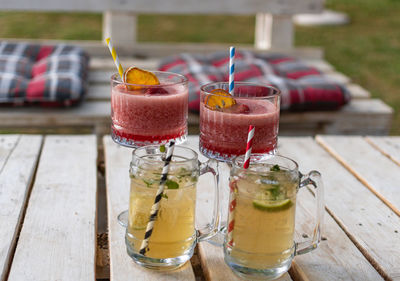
252, 199, 293, 212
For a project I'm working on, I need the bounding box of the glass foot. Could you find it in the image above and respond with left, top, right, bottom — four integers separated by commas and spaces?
118, 210, 128, 228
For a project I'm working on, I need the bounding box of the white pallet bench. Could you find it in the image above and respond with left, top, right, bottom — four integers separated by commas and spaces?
0, 50, 392, 136
2, 0, 324, 51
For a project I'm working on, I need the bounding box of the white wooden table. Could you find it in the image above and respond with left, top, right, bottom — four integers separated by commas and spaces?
1, 134, 399, 280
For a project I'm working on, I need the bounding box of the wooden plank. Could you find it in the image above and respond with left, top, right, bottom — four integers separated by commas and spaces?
103, 136, 195, 281
89, 70, 113, 84
255, 14, 294, 50
7, 135, 97, 281
316, 136, 400, 216
324, 71, 351, 84
103, 11, 137, 48
183, 136, 292, 281
0, 101, 110, 127
291, 174, 383, 281
279, 137, 400, 280
0, 135, 42, 281
303, 59, 334, 72
346, 84, 371, 99
87, 84, 110, 101
323, 99, 393, 135
0, 38, 325, 59
366, 136, 400, 166
1, 0, 324, 14
90, 57, 159, 71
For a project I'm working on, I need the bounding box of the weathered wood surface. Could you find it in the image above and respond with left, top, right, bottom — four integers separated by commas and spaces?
279, 137, 386, 280
0, 135, 42, 281
0, 0, 323, 14
103, 137, 196, 281
0, 101, 110, 127
279, 137, 400, 280
186, 135, 383, 281
0, 38, 326, 59
366, 136, 400, 166
316, 136, 400, 216
7, 135, 98, 281
0, 0, 324, 50
2, 134, 400, 280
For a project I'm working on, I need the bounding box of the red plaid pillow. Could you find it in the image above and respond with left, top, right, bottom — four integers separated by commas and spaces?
159, 51, 350, 112
0, 42, 89, 107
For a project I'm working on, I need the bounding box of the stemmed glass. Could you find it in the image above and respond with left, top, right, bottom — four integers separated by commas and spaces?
199, 82, 281, 243
112, 70, 189, 224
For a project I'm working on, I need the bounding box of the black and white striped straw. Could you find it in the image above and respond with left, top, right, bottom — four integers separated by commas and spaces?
139, 140, 175, 255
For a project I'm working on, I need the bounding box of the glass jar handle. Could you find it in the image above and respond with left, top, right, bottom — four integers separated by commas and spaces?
197, 158, 220, 242
295, 170, 324, 255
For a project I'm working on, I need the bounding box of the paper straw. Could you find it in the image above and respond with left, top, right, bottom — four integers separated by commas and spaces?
227, 125, 255, 246
139, 141, 175, 255
105, 37, 124, 80
228, 46, 235, 96
243, 125, 255, 169
227, 181, 237, 247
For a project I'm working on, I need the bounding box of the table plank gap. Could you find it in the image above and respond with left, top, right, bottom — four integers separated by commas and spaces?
323, 206, 390, 280
103, 136, 195, 281
0, 135, 20, 173
0, 135, 43, 281
293, 172, 382, 281
365, 136, 400, 167
316, 135, 400, 217
7, 135, 98, 281
289, 260, 310, 281
279, 137, 400, 280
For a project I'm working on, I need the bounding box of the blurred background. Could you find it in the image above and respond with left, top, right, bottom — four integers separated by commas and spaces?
0, 0, 398, 134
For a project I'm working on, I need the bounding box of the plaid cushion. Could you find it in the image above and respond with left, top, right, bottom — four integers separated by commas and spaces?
0, 42, 90, 107
158, 50, 351, 112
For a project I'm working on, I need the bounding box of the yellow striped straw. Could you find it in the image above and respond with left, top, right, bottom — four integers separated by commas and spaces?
105, 38, 124, 80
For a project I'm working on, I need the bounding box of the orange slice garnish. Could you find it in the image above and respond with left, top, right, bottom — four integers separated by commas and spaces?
123, 67, 160, 90
204, 89, 236, 110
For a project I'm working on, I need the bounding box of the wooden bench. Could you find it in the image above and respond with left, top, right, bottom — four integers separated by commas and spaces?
0, 0, 394, 135
1, 0, 325, 51
0, 45, 393, 136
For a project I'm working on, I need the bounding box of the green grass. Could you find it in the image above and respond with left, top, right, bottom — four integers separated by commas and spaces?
0, 0, 399, 134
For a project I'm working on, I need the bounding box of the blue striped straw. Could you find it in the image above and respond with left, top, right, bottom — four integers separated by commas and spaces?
229, 46, 235, 95
139, 141, 175, 256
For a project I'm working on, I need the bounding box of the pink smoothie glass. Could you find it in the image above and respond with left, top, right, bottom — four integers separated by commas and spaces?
200, 82, 280, 161
111, 71, 188, 147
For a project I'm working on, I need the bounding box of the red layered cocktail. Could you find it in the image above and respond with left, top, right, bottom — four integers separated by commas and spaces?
111, 71, 188, 147
199, 82, 280, 161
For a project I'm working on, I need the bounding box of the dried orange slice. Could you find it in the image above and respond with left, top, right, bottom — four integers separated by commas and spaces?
205, 89, 236, 110
123, 67, 160, 90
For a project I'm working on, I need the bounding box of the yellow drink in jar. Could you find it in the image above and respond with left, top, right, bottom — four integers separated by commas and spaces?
126, 167, 197, 259
226, 165, 297, 269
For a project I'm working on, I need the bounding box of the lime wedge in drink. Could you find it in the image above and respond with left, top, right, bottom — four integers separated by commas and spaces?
252, 198, 292, 212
